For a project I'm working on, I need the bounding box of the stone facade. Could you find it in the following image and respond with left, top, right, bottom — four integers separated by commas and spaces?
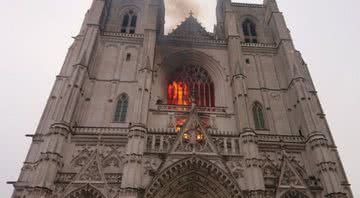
11, 0, 353, 198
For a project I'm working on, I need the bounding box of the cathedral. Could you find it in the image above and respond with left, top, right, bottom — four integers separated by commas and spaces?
11, 0, 353, 198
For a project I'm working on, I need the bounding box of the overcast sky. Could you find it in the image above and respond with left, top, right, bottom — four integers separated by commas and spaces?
0, 0, 359, 197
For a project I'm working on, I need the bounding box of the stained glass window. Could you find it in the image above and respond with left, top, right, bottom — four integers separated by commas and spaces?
167, 65, 215, 107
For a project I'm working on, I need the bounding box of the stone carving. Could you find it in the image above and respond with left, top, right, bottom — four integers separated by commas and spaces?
102, 146, 124, 169
280, 163, 301, 186
281, 190, 308, 198
171, 109, 218, 154
79, 160, 102, 181
227, 161, 245, 179
175, 131, 213, 153
144, 158, 162, 176
103, 156, 121, 168
65, 184, 106, 198
278, 152, 305, 188
167, 113, 176, 128
209, 115, 217, 129
55, 173, 76, 183
105, 173, 122, 184
71, 146, 96, 168
144, 157, 242, 198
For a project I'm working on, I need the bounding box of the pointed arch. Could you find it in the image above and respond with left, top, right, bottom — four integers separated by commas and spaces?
121, 9, 138, 34
242, 18, 257, 43
167, 65, 215, 107
65, 184, 105, 198
144, 157, 243, 198
114, 93, 129, 122
280, 190, 309, 198
160, 49, 227, 106
253, 101, 265, 129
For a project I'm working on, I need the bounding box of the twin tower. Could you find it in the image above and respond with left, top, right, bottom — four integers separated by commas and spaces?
11, 0, 353, 198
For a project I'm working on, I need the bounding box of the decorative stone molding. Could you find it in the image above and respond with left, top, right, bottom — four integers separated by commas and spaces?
309, 137, 329, 149
102, 31, 144, 38
48, 122, 71, 136
144, 157, 243, 198
245, 158, 263, 168
325, 192, 347, 198
123, 154, 142, 164
156, 104, 228, 114
74, 126, 129, 135
240, 131, 258, 144
128, 124, 147, 138
55, 173, 77, 183
39, 152, 64, 167
64, 184, 106, 198
317, 161, 337, 173
25, 187, 52, 197
232, 2, 264, 8
245, 190, 265, 198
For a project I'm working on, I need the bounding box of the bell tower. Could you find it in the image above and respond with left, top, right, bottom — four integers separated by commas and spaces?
11, 0, 352, 198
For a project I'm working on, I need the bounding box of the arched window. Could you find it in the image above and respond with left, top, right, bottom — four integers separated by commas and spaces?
167, 65, 215, 107
121, 9, 137, 34
114, 93, 129, 122
242, 19, 257, 43
253, 102, 265, 129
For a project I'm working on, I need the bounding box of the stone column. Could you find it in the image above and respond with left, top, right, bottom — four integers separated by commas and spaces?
265, 1, 347, 195
223, 4, 265, 196
121, 124, 147, 193
120, 1, 161, 197
14, 1, 106, 197
241, 131, 265, 198
308, 133, 347, 198
29, 123, 70, 198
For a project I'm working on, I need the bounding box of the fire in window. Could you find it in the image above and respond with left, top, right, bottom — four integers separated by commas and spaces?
167, 65, 215, 107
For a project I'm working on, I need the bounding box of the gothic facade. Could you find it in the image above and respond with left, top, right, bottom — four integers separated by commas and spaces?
11, 0, 353, 198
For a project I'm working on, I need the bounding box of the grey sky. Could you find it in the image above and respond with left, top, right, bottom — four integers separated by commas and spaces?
0, 0, 359, 197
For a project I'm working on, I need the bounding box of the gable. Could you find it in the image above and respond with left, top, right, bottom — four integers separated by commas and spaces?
168, 15, 214, 39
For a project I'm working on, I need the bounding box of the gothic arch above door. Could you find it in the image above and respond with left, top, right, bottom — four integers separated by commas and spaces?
65, 184, 106, 198
144, 157, 243, 198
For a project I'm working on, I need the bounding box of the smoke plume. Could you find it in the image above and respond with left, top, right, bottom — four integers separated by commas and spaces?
164, 0, 202, 33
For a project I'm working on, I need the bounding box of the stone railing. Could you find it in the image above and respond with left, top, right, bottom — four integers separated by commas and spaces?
73, 127, 129, 135
101, 31, 144, 39
257, 134, 306, 144
240, 42, 277, 48
156, 104, 227, 114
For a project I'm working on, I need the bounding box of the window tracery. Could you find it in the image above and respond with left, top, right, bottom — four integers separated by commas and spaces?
167, 65, 215, 107
114, 93, 128, 122
121, 9, 137, 34
242, 19, 257, 43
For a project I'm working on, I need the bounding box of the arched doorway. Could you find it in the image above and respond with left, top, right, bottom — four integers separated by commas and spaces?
65, 184, 106, 198
144, 157, 242, 198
